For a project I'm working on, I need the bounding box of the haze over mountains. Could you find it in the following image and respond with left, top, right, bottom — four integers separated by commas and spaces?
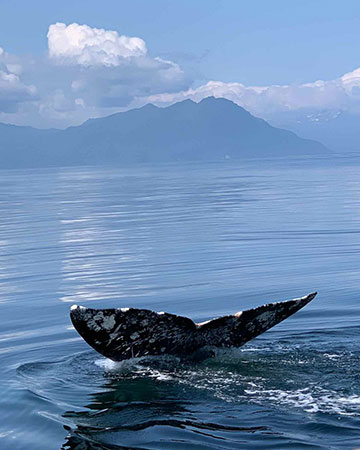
266, 109, 360, 153
0, 97, 329, 168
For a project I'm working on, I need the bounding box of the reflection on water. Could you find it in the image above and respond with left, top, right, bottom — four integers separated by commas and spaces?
1, 158, 360, 449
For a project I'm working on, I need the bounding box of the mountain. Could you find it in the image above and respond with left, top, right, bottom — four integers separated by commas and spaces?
267, 109, 360, 153
0, 123, 59, 168
0, 97, 329, 168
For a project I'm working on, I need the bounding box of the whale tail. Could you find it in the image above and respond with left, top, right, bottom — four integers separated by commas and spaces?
70, 292, 317, 361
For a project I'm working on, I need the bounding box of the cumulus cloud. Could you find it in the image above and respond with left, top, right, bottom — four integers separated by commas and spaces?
0, 48, 37, 113
66, 54, 186, 110
43, 23, 189, 123
47, 22, 147, 66
0, 23, 190, 127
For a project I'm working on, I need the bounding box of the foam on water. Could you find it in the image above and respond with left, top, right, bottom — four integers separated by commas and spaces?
86, 342, 360, 418
244, 387, 360, 415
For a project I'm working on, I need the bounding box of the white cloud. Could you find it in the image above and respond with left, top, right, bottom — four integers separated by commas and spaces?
0, 23, 190, 127
48, 22, 147, 66
6, 64, 22, 75
3, 21, 360, 128
340, 67, 360, 94
143, 67, 360, 117
0, 49, 37, 113
39, 23, 189, 124
75, 98, 85, 107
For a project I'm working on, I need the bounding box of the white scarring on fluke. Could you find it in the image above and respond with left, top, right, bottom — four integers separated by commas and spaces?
70, 292, 317, 362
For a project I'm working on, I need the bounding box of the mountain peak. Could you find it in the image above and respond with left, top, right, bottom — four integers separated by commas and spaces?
200, 96, 228, 103
140, 102, 159, 110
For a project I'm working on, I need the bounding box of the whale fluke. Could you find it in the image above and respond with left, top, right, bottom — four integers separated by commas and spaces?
70, 292, 317, 361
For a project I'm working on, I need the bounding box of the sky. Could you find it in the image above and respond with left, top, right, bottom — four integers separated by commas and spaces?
1, 0, 360, 128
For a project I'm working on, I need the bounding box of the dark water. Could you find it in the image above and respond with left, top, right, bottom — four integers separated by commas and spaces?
1, 157, 360, 450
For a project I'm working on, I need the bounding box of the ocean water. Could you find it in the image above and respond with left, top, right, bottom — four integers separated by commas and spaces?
1, 157, 360, 449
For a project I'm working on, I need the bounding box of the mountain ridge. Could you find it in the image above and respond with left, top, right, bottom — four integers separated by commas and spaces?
0, 97, 330, 168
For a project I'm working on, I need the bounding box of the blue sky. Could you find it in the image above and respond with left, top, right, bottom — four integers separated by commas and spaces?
1, 0, 360, 127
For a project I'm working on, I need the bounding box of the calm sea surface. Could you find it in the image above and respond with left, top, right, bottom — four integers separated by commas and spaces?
1, 157, 360, 450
